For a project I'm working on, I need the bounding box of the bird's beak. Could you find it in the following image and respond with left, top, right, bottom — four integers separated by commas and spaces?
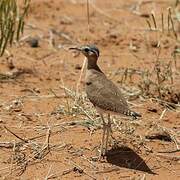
69, 47, 82, 51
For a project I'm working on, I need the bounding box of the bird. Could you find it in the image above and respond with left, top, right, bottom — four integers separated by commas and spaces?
70, 44, 141, 159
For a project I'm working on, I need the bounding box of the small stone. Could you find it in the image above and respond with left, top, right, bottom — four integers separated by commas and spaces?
140, 13, 150, 18
75, 64, 82, 70
147, 108, 157, 113
151, 40, 159, 48
27, 37, 39, 48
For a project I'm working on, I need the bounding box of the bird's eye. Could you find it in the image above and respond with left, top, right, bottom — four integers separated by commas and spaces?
84, 48, 89, 52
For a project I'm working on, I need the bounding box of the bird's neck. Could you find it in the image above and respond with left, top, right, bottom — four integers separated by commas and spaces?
87, 58, 103, 73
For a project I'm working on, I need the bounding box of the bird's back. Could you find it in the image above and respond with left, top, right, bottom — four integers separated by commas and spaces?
85, 69, 132, 116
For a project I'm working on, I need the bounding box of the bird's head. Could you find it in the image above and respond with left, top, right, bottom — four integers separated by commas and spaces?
69, 44, 99, 60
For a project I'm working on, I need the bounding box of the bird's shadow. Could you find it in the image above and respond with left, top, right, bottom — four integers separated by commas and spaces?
105, 145, 155, 174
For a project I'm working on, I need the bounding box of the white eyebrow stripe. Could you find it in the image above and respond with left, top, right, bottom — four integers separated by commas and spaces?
91, 49, 99, 57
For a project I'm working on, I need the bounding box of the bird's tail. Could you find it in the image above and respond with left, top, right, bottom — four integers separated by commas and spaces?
125, 110, 141, 119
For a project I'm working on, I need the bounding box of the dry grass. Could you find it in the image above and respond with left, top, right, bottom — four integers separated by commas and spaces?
0, 0, 179, 178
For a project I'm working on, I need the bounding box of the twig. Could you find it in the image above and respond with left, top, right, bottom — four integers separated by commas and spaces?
49, 29, 56, 49
167, 7, 171, 35
4, 126, 28, 143
44, 164, 53, 180
87, 0, 90, 32
156, 153, 180, 161
49, 88, 62, 98
45, 168, 74, 179
161, 13, 164, 32
0, 142, 23, 148
151, 11, 157, 30
43, 124, 51, 151
159, 108, 167, 120
140, 174, 146, 180
168, 8, 178, 39
75, 57, 87, 98
151, 97, 180, 108
61, 78, 71, 113
10, 141, 16, 175
156, 125, 180, 150
158, 149, 180, 153
75, 104, 94, 121
146, 19, 152, 30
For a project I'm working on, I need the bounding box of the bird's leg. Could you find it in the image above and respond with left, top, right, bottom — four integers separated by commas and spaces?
99, 113, 106, 159
104, 113, 111, 154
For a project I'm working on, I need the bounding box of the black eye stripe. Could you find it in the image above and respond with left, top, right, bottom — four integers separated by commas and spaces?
83, 45, 99, 57
91, 49, 99, 57
84, 48, 90, 52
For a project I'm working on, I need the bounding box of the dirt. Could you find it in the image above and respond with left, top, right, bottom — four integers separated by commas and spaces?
0, 0, 180, 179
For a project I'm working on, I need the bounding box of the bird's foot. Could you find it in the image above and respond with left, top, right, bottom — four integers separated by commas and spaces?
91, 149, 106, 162
91, 154, 106, 162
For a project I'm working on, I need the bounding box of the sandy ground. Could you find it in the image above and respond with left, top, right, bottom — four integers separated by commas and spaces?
0, 0, 179, 179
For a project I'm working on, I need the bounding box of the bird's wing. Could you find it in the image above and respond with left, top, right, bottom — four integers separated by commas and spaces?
86, 73, 129, 115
